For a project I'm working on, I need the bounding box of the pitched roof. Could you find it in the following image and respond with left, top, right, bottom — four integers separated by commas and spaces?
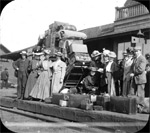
80, 23, 114, 40
0, 44, 11, 54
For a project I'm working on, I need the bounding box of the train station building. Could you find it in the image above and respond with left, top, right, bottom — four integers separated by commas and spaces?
81, 0, 150, 60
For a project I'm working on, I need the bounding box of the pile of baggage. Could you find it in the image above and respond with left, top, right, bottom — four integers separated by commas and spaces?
44, 92, 148, 115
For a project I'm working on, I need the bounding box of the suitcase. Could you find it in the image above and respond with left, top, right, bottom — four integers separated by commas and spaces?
96, 95, 110, 110
44, 97, 52, 104
59, 100, 68, 107
93, 106, 103, 111
110, 96, 137, 114
51, 93, 69, 105
68, 94, 90, 108
80, 98, 93, 110
90, 95, 97, 103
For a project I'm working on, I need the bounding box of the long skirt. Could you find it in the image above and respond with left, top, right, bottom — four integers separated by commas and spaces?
29, 71, 51, 100
24, 71, 38, 98
122, 78, 131, 96
51, 72, 63, 93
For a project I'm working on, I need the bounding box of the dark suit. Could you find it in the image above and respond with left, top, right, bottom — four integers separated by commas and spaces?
13, 58, 30, 99
90, 60, 105, 94
145, 71, 150, 97
82, 75, 98, 94
130, 55, 147, 98
1, 70, 9, 89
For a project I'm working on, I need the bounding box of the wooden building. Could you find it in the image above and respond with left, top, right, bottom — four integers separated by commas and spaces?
81, 0, 150, 60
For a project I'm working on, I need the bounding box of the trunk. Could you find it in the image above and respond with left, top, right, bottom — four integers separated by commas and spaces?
68, 94, 90, 108
51, 93, 69, 105
96, 95, 110, 110
110, 96, 137, 114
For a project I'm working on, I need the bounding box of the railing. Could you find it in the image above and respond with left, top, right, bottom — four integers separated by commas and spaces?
115, 3, 149, 21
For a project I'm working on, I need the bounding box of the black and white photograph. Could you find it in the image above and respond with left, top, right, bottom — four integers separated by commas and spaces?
0, 0, 150, 132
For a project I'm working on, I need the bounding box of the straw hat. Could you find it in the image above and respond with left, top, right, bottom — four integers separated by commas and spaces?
20, 51, 27, 55
133, 46, 142, 51
122, 51, 127, 55
108, 51, 116, 58
91, 50, 101, 58
44, 49, 51, 55
89, 67, 97, 72
55, 52, 63, 57
34, 52, 44, 56
103, 48, 110, 56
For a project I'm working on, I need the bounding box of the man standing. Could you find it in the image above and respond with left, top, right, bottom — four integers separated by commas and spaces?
1, 68, 9, 89
130, 46, 147, 98
13, 51, 30, 100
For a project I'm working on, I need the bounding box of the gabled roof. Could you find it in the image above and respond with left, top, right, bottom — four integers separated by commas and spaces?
0, 45, 35, 61
80, 23, 114, 40
0, 44, 11, 54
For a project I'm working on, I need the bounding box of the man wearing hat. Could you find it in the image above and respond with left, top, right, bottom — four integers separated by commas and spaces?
1, 68, 9, 89
82, 67, 98, 94
122, 49, 134, 96
145, 53, 150, 65
13, 51, 31, 100
118, 50, 128, 95
129, 46, 147, 98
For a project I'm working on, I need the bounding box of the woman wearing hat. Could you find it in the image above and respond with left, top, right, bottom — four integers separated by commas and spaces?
90, 50, 105, 94
29, 49, 53, 101
12, 51, 31, 100
104, 51, 118, 96
24, 52, 44, 99
51, 52, 67, 93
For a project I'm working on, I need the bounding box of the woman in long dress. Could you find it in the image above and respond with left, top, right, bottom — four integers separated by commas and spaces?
29, 49, 52, 101
105, 51, 118, 96
122, 51, 133, 96
51, 52, 67, 93
24, 53, 42, 99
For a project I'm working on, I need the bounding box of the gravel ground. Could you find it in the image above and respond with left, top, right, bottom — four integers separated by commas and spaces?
0, 110, 114, 133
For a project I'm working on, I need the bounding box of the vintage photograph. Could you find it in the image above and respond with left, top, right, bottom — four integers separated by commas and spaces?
0, 0, 149, 132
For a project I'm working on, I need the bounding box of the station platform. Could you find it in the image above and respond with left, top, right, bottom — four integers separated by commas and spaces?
0, 88, 149, 132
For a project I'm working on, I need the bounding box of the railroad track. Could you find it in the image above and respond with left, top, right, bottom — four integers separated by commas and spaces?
0, 106, 117, 133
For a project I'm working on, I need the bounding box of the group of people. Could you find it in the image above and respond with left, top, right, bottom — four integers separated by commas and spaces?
13, 49, 66, 101
82, 46, 150, 98
12, 45, 150, 101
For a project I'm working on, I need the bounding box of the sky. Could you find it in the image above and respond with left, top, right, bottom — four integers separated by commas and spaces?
0, 0, 126, 52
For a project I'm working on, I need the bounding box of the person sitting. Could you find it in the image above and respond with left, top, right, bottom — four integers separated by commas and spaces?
82, 67, 98, 95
